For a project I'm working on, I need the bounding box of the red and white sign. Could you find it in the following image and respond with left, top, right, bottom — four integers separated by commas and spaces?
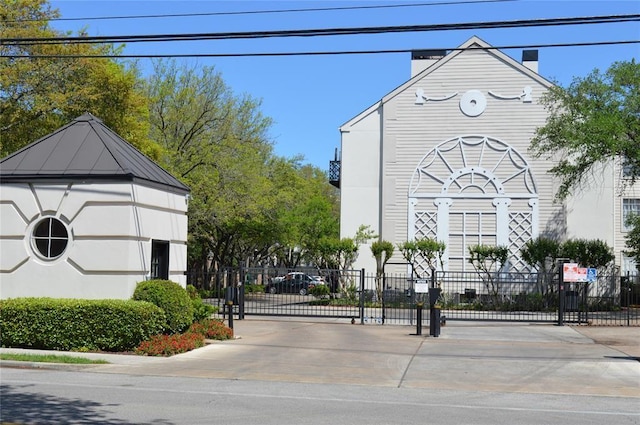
563, 263, 587, 282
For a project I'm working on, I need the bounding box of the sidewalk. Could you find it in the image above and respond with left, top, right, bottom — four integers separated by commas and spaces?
2, 320, 638, 397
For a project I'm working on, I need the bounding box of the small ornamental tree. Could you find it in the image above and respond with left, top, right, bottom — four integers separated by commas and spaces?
416, 238, 446, 278
560, 239, 614, 270
398, 238, 446, 280
520, 237, 562, 296
468, 244, 509, 306
371, 240, 394, 302
319, 225, 376, 298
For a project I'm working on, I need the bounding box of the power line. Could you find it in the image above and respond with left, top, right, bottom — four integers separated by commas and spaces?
16, 0, 515, 23
4, 14, 638, 46
6, 40, 638, 59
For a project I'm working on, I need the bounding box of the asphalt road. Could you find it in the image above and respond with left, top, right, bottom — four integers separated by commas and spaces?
1, 319, 638, 424
2, 368, 639, 425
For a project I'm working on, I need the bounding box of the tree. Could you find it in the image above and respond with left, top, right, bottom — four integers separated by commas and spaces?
520, 236, 562, 296
529, 60, 640, 200
397, 238, 446, 279
520, 237, 562, 275
371, 240, 394, 302
145, 60, 277, 271
273, 163, 340, 269
560, 239, 614, 271
316, 225, 375, 298
468, 244, 509, 306
0, 0, 158, 158
145, 60, 340, 274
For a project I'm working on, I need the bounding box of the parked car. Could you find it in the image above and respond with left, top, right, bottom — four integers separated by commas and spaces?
266, 272, 319, 295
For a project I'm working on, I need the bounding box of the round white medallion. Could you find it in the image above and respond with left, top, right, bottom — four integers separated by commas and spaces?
459, 90, 487, 117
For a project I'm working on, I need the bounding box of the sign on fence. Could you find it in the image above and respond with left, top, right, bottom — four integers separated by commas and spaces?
563, 263, 597, 283
414, 279, 429, 294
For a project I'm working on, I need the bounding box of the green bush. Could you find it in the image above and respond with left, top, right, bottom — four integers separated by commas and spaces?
310, 284, 330, 299
245, 284, 264, 294
0, 298, 165, 352
186, 284, 217, 322
132, 280, 194, 334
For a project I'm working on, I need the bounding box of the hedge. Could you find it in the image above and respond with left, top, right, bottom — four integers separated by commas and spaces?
0, 298, 165, 352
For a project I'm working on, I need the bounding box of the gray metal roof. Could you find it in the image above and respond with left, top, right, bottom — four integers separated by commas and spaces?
0, 113, 189, 193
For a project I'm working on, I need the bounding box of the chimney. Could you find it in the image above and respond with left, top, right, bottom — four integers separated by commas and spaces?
522, 50, 538, 73
411, 49, 447, 77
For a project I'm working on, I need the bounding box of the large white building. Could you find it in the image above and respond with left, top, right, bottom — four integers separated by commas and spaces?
0, 113, 190, 299
335, 36, 633, 276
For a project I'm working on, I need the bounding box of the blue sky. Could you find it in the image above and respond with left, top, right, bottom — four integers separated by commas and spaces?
49, 1, 640, 170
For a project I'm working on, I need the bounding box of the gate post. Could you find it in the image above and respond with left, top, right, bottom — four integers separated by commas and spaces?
359, 268, 365, 325
558, 260, 566, 326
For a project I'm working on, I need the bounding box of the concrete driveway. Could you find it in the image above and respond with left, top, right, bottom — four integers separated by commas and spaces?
6, 318, 633, 397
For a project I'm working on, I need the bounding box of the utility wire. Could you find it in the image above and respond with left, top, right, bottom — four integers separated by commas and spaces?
4, 14, 639, 46
15, 0, 516, 23
6, 40, 638, 59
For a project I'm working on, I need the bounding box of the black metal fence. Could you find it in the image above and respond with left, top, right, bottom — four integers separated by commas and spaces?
186, 267, 639, 326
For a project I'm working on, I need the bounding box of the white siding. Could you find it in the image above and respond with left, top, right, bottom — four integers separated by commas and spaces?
341, 42, 565, 274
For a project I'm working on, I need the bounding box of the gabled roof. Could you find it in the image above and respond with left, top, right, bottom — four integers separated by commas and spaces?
0, 113, 189, 194
340, 36, 554, 131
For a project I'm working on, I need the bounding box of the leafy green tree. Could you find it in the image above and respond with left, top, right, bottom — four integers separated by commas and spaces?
145, 60, 277, 271
316, 225, 375, 298
560, 239, 614, 270
274, 163, 339, 269
371, 240, 394, 301
398, 238, 446, 279
0, 0, 157, 158
468, 244, 509, 305
530, 60, 640, 200
398, 240, 420, 277
145, 60, 339, 274
520, 237, 562, 274
520, 236, 562, 296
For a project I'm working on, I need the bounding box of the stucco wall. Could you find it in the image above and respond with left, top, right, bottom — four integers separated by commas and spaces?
340, 106, 383, 273
0, 182, 188, 300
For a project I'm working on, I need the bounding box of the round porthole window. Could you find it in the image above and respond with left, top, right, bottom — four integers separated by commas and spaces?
31, 217, 69, 259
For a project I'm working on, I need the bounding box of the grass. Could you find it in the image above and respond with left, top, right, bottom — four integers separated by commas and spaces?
0, 353, 109, 364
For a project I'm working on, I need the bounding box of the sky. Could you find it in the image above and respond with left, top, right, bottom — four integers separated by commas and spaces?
48, 0, 640, 171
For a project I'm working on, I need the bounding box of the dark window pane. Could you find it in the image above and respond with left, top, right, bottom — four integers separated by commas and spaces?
32, 217, 69, 259
51, 220, 68, 238
49, 239, 67, 257
34, 219, 50, 237
35, 238, 50, 257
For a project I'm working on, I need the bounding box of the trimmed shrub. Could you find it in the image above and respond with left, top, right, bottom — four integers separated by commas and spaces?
135, 332, 205, 356
132, 280, 194, 334
0, 298, 165, 352
310, 284, 330, 299
186, 284, 217, 322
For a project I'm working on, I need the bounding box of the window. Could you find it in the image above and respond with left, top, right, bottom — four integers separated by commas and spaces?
32, 217, 69, 259
150, 240, 170, 280
623, 199, 640, 231
622, 255, 637, 275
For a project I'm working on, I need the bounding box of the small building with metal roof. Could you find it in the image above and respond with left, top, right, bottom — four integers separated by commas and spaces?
0, 113, 190, 299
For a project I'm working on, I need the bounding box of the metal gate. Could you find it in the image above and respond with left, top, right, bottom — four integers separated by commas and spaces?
187, 268, 638, 326
189, 267, 364, 320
